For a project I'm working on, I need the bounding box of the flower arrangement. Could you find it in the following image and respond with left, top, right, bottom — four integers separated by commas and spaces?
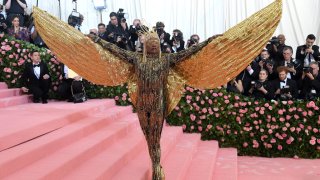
2, 34, 320, 158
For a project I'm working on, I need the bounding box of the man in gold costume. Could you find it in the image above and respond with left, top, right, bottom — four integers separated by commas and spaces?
33, 0, 282, 179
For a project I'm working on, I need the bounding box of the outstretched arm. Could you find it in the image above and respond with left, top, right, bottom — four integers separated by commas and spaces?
169, 34, 222, 66
90, 35, 138, 64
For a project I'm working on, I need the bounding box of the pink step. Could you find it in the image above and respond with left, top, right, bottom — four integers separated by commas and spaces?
111, 125, 183, 180
184, 140, 219, 180
0, 88, 21, 98
0, 95, 32, 108
162, 134, 201, 180
0, 99, 115, 151
238, 156, 320, 180
0, 82, 7, 89
212, 148, 238, 180
4, 113, 140, 179
0, 106, 132, 178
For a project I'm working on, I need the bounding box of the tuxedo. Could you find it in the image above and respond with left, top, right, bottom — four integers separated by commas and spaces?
296, 45, 320, 63
300, 74, 320, 99
21, 62, 51, 101
271, 78, 298, 99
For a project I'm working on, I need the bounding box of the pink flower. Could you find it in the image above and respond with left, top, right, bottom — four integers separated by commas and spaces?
278, 145, 283, 150
182, 124, 186, 130
207, 124, 213, 129
234, 95, 240, 100
302, 111, 307, 117
114, 96, 119, 100
212, 93, 218, 97
198, 126, 203, 132
224, 100, 230, 104
8, 54, 14, 59
307, 101, 316, 108
121, 96, 126, 101
288, 100, 293, 105
310, 139, 316, 145
224, 95, 228, 99
243, 142, 248, 148
190, 114, 196, 121
278, 109, 284, 115
218, 92, 223, 96
294, 114, 299, 120
270, 138, 276, 143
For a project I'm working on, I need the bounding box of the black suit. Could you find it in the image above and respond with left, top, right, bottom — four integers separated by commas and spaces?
300, 74, 320, 99
296, 45, 320, 62
21, 62, 51, 101
271, 78, 298, 100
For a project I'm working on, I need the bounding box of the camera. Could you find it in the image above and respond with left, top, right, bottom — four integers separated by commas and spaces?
251, 81, 263, 89
287, 62, 294, 68
68, 10, 83, 27
188, 37, 199, 47
303, 67, 313, 73
280, 85, 292, 100
269, 36, 279, 46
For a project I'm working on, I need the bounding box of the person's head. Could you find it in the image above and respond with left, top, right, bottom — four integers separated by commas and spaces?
277, 34, 286, 45
259, 69, 268, 81
98, 23, 106, 34
109, 12, 118, 26
144, 32, 160, 55
260, 49, 270, 60
187, 34, 200, 47
172, 29, 183, 42
282, 46, 293, 61
30, 50, 41, 64
305, 34, 316, 48
133, 19, 140, 27
12, 16, 20, 27
310, 62, 319, 77
277, 66, 289, 81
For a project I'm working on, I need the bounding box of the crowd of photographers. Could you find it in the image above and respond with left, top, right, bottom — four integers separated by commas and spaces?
1, 3, 320, 102
228, 34, 320, 101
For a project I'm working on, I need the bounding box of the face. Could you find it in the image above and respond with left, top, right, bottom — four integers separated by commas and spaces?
277, 34, 285, 45
260, 51, 270, 60
31, 52, 41, 64
98, 25, 106, 34
279, 70, 287, 81
283, 49, 292, 61
310, 64, 319, 76
259, 70, 268, 81
12, 17, 20, 27
133, 19, 140, 26
145, 36, 160, 54
110, 16, 118, 26
306, 38, 315, 48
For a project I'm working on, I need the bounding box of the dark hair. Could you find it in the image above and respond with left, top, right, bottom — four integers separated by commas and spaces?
109, 12, 117, 18
282, 46, 293, 53
306, 34, 316, 40
30, 50, 40, 56
98, 23, 105, 28
261, 49, 269, 54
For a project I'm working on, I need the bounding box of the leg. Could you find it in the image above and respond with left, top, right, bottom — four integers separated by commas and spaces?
40, 79, 51, 103
137, 110, 165, 180
29, 86, 42, 103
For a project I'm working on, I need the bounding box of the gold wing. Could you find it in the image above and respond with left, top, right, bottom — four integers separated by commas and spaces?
33, 7, 133, 86
174, 0, 282, 89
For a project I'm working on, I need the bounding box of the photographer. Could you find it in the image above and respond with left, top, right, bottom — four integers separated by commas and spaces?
106, 11, 132, 50
296, 34, 320, 67
300, 62, 320, 100
267, 34, 292, 63
4, 0, 27, 27
271, 66, 298, 100
129, 19, 141, 51
155, 21, 170, 52
248, 69, 273, 100
97, 23, 108, 41
252, 50, 277, 81
277, 46, 302, 81
186, 34, 200, 48
68, 12, 84, 31
169, 29, 185, 53
0, 5, 8, 34
226, 77, 244, 94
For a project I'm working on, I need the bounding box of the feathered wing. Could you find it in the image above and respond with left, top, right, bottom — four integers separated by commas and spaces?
33, 7, 133, 86
173, 0, 282, 90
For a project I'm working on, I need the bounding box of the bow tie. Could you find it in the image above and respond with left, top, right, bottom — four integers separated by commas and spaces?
33, 64, 40, 68
280, 80, 285, 83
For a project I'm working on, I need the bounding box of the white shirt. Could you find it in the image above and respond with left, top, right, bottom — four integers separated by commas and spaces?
280, 78, 287, 89
33, 64, 40, 79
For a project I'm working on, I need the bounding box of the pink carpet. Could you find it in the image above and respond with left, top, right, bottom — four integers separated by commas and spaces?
0, 82, 320, 180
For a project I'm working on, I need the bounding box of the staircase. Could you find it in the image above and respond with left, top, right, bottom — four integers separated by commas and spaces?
0, 82, 319, 180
